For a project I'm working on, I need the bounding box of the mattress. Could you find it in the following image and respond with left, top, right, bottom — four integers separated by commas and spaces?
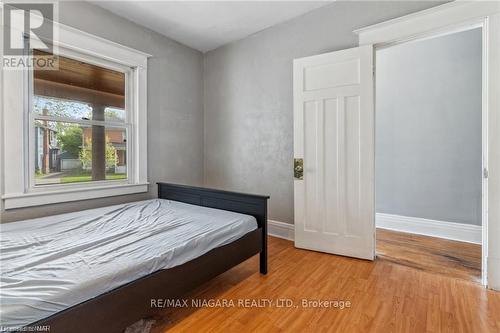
0, 199, 257, 330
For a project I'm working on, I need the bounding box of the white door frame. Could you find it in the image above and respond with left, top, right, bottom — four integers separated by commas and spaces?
355, 1, 500, 289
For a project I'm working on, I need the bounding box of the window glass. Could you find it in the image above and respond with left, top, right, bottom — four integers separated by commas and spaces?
33, 95, 92, 120
33, 50, 127, 185
34, 121, 127, 185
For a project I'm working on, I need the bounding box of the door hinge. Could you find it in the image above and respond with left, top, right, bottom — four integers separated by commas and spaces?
484, 168, 489, 179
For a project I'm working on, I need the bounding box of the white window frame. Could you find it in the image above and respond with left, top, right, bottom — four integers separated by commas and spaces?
1, 12, 151, 209
28, 47, 133, 191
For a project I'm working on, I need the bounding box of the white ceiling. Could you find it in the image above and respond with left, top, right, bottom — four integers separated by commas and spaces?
91, 1, 333, 52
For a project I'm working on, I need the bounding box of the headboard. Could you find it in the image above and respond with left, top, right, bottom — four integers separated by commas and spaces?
157, 182, 269, 229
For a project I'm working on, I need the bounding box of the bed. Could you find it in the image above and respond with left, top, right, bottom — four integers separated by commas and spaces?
0, 183, 269, 333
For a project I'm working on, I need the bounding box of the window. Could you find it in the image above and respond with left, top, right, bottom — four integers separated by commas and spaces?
32, 51, 129, 186
1, 20, 149, 209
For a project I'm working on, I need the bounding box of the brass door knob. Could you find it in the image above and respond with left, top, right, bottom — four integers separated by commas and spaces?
294, 158, 303, 180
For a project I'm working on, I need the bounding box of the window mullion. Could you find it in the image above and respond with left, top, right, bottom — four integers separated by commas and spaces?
32, 114, 129, 128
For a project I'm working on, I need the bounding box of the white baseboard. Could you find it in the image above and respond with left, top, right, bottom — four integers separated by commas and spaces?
487, 257, 500, 291
267, 215, 481, 244
376, 213, 481, 244
268, 220, 294, 241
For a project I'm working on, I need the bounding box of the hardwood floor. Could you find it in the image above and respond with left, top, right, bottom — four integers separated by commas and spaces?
150, 236, 499, 333
376, 228, 482, 283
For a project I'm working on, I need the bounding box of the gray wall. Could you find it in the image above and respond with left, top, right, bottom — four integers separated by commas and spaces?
203, 1, 443, 224
1, 1, 204, 222
2, 1, 453, 225
376, 28, 482, 225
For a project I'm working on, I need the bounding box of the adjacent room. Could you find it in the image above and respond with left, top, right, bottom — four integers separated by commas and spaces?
375, 28, 484, 283
1, 1, 500, 333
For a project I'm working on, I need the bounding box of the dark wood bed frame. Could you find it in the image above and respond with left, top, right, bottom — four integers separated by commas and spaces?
25, 183, 269, 333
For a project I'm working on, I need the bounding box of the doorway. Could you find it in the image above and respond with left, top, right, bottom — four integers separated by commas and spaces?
374, 27, 484, 283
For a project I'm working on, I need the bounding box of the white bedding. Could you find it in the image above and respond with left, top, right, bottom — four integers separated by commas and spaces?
0, 199, 257, 329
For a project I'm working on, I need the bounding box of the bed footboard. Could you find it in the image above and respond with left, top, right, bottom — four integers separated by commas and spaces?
157, 182, 270, 274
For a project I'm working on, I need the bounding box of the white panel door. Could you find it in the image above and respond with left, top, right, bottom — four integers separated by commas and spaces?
293, 45, 374, 260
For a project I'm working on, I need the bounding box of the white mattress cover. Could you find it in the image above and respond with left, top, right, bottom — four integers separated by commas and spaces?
0, 199, 257, 329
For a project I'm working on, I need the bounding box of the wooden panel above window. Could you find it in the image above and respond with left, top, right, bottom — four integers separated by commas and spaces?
33, 50, 125, 109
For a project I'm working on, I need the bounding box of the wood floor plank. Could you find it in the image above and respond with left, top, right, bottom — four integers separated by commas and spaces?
376, 228, 482, 283
150, 237, 499, 333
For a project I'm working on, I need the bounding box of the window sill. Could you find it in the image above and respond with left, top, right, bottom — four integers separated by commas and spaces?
2, 182, 149, 210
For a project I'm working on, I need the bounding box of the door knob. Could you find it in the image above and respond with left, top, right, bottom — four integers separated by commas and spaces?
294, 158, 303, 180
